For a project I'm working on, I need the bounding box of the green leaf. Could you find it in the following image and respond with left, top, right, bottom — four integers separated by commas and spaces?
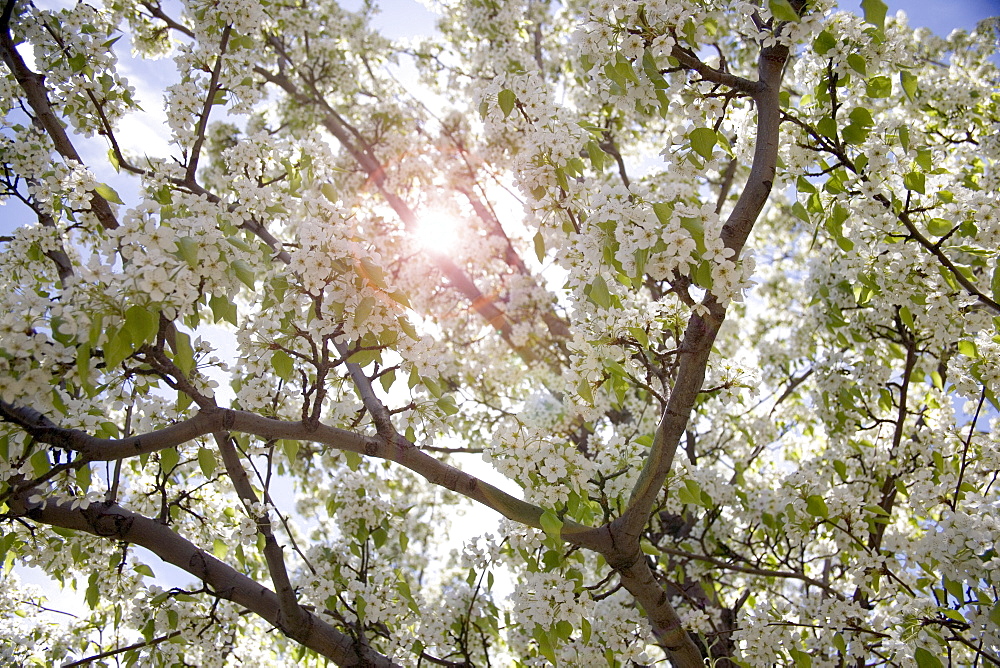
585, 140, 605, 171
209, 294, 238, 326
898, 126, 910, 152
641, 49, 667, 88
175, 236, 199, 268
926, 218, 952, 236
539, 509, 563, 541
629, 326, 649, 348
849, 107, 874, 127
68, 53, 87, 72
900, 70, 918, 101
88, 312, 105, 347
847, 53, 867, 76
992, 263, 1000, 303
914, 647, 943, 668
231, 259, 255, 289
272, 349, 294, 380
813, 30, 837, 55
866, 75, 892, 98
899, 305, 914, 330
31, 450, 50, 477
769, 0, 800, 22
94, 183, 124, 205
388, 290, 410, 308
604, 61, 627, 90
160, 447, 180, 474
197, 447, 216, 477
957, 340, 977, 358
806, 495, 829, 518
172, 331, 195, 376
652, 201, 673, 226
814, 117, 840, 144
104, 327, 132, 368
124, 305, 157, 347
320, 182, 338, 203
842, 123, 870, 145
345, 451, 362, 471
357, 258, 387, 289
903, 171, 925, 194
86, 573, 100, 609
988, 601, 1000, 626
588, 275, 611, 309
533, 624, 557, 665
498, 89, 516, 117
680, 216, 706, 255
436, 395, 459, 415
355, 296, 375, 326
677, 479, 703, 507
212, 538, 228, 559
134, 563, 155, 578
916, 148, 933, 171
860, 0, 888, 31
282, 439, 300, 462
790, 647, 813, 668
397, 315, 419, 340
533, 230, 545, 262
347, 348, 379, 367
689, 127, 718, 160
74, 463, 91, 493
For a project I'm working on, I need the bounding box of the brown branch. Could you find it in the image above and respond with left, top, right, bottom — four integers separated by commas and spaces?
598, 41, 790, 666
0, 2, 118, 231
669, 43, 762, 97
62, 630, 183, 667
894, 208, 1000, 315
619, 41, 789, 541
0, 402, 603, 548
615, 556, 705, 664
657, 546, 846, 600
185, 25, 231, 183
4, 491, 398, 667
715, 157, 738, 215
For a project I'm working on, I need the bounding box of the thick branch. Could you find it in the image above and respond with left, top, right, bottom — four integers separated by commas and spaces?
0, 3, 118, 231
1, 403, 603, 549
213, 431, 310, 632
619, 42, 788, 540
4, 491, 397, 668
616, 556, 705, 664
669, 43, 762, 97
185, 25, 231, 183
597, 42, 789, 666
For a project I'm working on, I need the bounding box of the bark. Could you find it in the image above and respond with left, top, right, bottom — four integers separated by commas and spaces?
4, 489, 398, 667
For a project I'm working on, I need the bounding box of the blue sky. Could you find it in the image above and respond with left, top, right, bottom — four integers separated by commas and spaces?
351, 0, 1000, 40
887, 0, 999, 34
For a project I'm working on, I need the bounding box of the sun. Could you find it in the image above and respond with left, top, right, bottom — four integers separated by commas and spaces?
412, 208, 463, 253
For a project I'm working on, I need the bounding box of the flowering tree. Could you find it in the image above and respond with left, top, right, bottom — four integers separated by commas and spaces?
1, 0, 999, 664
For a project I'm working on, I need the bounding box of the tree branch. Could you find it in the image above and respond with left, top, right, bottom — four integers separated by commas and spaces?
669, 43, 762, 97
0, 1, 119, 231
185, 25, 231, 183
4, 490, 398, 667
0, 402, 604, 549
621, 41, 789, 534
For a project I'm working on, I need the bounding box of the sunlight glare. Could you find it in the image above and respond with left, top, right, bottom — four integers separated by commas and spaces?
413, 209, 463, 252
